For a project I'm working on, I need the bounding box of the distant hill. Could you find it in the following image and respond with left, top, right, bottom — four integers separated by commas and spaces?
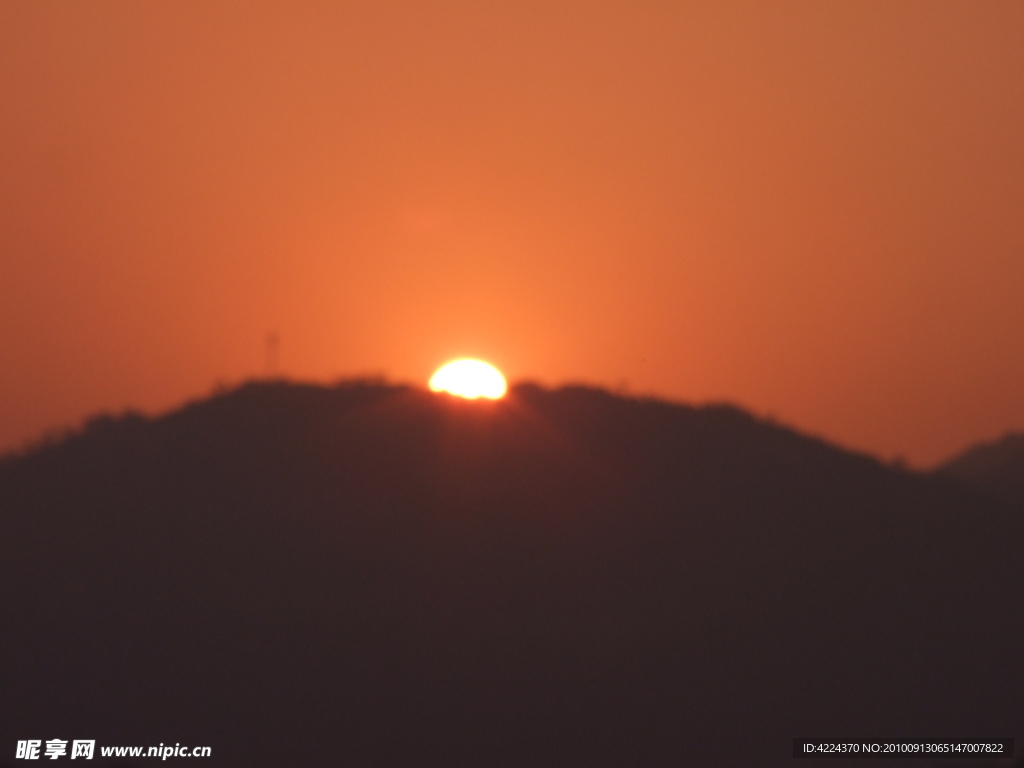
1, 381, 1021, 767
938, 432, 1024, 506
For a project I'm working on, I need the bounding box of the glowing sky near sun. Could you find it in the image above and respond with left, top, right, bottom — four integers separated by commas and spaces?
1, 1, 1023, 465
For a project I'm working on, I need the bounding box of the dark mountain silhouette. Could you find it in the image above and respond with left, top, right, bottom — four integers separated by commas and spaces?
939, 432, 1024, 507
1, 381, 1021, 767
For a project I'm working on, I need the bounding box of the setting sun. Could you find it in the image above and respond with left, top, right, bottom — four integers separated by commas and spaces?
429, 359, 507, 399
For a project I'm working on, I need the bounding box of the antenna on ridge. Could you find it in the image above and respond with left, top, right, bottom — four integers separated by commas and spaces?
266, 331, 279, 379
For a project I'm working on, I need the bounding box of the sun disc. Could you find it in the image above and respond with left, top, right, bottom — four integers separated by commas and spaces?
429, 359, 507, 399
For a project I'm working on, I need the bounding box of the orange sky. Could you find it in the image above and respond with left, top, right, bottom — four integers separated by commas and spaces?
2, 1, 1023, 466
